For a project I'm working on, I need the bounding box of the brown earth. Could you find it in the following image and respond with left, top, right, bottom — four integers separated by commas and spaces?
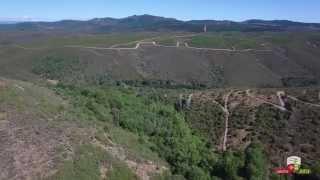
0, 106, 69, 180
92, 137, 167, 180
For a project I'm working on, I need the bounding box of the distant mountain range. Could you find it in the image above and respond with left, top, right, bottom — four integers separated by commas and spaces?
1, 14, 320, 32
0, 17, 39, 24
0, 21, 21, 24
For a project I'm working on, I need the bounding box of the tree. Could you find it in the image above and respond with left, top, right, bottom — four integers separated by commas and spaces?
218, 151, 244, 180
245, 142, 267, 180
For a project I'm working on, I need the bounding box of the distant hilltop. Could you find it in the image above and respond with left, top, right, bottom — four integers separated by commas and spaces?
0, 14, 320, 32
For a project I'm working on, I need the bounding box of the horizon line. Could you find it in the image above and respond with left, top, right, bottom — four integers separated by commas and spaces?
0, 14, 319, 24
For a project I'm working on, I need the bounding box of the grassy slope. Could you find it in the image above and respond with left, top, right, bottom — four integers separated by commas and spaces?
0, 78, 171, 180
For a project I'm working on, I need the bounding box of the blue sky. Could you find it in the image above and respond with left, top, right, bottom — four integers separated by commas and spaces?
0, 0, 319, 22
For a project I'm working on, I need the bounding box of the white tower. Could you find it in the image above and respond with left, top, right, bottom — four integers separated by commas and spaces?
204, 24, 207, 33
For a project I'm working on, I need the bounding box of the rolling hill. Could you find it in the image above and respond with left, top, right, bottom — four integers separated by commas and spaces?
0, 31, 320, 88
1, 14, 320, 33
1, 15, 320, 180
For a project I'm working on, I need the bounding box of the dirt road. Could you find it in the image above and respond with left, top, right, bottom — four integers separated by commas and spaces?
246, 90, 288, 111
210, 91, 233, 152
222, 91, 232, 152
287, 95, 320, 108
7, 33, 272, 53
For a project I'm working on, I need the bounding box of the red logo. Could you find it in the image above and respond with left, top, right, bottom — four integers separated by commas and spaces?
287, 164, 295, 173
274, 156, 311, 175
274, 164, 295, 175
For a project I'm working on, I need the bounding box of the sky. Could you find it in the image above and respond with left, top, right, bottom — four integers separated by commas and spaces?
0, 0, 319, 23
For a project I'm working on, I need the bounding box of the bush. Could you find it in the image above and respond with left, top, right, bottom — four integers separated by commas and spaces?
32, 56, 82, 80
50, 145, 108, 180
220, 151, 245, 180
245, 142, 267, 180
54, 85, 276, 180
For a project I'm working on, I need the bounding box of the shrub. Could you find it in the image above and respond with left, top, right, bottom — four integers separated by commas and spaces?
245, 142, 267, 180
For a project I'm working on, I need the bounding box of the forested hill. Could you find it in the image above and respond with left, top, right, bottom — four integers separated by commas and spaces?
1, 14, 320, 33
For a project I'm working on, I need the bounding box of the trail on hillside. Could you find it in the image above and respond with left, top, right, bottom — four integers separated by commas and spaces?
66, 41, 272, 52
109, 34, 195, 48
246, 89, 288, 111
183, 42, 272, 52
5, 33, 273, 53
287, 95, 320, 108
222, 91, 232, 152
245, 89, 320, 110
109, 36, 161, 48
210, 91, 233, 152
64, 33, 272, 52
189, 89, 319, 152
11, 45, 49, 50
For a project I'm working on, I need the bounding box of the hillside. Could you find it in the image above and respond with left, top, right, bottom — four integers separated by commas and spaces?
1, 15, 320, 180
0, 78, 172, 180
185, 88, 320, 165
1, 31, 320, 88
1, 77, 320, 179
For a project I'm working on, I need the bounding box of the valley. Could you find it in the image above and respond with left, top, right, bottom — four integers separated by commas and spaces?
0, 15, 320, 180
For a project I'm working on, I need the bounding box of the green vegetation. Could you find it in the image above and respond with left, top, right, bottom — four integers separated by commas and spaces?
49, 145, 107, 180
265, 34, 293, 45
3, 32, 320, 180
0, 79, 64, 114
209, 64, 225, 88
254, 105, 290, 142
21, 33, 162, 48
119, 79, 210, 89
156, 38, 177, 46
281, 77, 318, 87
185, 100, 225, 146
108, 164, 138, 180
53, 83, 279, 179
4, 77, 320, 179
230, 106, 252, 129
190, 34, 260, 49
310, 162, 320, 179
32, 56, 83, 80
191, 35, 229, 48
245, 143, 267, 180
218, 151, 245, 180
105, 124, 164, 162
50, 144, 137, 180
212, 146, 267, 180
54, 84, 217, 179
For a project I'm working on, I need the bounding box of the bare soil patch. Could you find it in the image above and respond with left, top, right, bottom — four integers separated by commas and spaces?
0, 106, 69, 180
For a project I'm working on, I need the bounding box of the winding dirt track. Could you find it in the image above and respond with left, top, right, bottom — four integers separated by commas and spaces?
210, 91, 233, 152
183, 42, 272, 52
11, 45, 48, 50
7, 33, 272, 53
65, 41, 272, 52
246, 90, 288, 111
287, 95, 320, 108
218, 89, 320, 151
222, 91, 232, 152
